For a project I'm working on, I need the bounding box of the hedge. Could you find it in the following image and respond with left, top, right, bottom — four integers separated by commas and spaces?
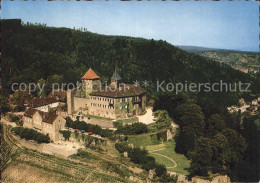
11, 127, 50, 143
116, 122, 148, 135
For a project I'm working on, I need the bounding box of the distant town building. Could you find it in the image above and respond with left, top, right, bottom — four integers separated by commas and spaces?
23, 108, 66, 141
67, 68, 146, 119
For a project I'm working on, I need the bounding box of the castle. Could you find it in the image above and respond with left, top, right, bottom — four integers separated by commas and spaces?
67, 68, 146, 119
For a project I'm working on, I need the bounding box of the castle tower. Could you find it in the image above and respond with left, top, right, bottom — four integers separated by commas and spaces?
81, 68, 100, 99
111, 68, 122, 89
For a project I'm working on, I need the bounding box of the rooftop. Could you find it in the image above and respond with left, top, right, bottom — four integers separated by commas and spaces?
82, 68, 100, 80
27, 97, 58, 108
111, 68, 122, 81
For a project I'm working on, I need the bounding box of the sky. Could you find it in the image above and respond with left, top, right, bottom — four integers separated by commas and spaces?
1, 1, 259, 52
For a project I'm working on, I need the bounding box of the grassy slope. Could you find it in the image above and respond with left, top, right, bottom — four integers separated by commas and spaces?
127, 132, 190, 176
147, 140, 190, 175
128, 133, 159, 147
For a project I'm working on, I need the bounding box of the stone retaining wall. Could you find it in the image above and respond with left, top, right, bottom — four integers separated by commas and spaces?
71, 115, 114, 128
11, 134, 78, 157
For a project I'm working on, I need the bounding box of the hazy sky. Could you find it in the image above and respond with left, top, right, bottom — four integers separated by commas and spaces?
2, 1, 259, 51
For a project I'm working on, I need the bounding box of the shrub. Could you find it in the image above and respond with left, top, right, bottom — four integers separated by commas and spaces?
155, 164, 167, 177
128, 147, 149, 164
141, 156, 156, 171
115, 142, 130, 153
10, 114, 20, 122
65, 116, 74, 127
59, 130, 71, 140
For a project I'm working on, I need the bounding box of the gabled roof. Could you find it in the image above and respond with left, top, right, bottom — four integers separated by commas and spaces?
24, 108, 37, 118
24, 108, 58, 124
27, 97, 58, 108
81, 68, 100, 80
111, 68, 122, 81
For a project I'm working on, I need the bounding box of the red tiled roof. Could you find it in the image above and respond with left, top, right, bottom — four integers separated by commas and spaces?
81, 68, 100, 80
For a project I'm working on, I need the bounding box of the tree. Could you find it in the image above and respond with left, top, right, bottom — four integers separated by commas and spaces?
236, 116, 260, 181
175, 102, 205, 155
46, 74, 64, 94
0, 95, 10, 115
221, 128, 246, 165
175, 101, 204, 129
153, 110, 173, 129
189, 137, 213, 177
211, 133, 230, 173
175, 125, 196, 155
206, 114, 225, 136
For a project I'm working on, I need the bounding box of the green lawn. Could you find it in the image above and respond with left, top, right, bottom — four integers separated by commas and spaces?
147, 140, 190, 175
113, 118, 137, 127
114, 117, 136, 123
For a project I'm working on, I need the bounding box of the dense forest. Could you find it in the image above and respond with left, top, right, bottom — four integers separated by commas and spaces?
1, 19, 259, 99
1, 19, 259, 181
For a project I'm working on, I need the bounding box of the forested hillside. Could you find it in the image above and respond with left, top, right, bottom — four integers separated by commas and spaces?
2, 19, 259, 117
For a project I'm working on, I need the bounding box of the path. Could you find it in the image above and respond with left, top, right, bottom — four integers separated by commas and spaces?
137, 108, 156, 124
149, 148, 177, 168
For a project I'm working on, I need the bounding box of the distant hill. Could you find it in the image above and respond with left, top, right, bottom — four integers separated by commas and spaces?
197, 51, 260, 75
175, 45, 221, 53
176, 45, 259, 75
